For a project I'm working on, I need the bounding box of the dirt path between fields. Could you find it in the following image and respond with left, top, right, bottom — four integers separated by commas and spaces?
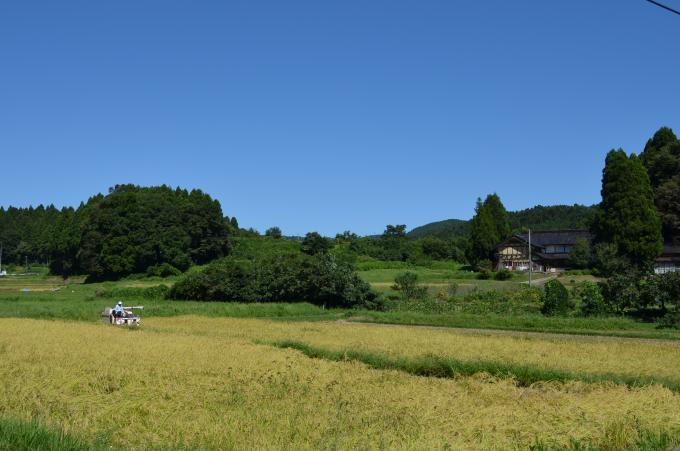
338, 318, 680, 345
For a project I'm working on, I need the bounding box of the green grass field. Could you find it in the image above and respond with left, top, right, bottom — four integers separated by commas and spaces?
357, 261, 531, 296
0, 272, 677, 341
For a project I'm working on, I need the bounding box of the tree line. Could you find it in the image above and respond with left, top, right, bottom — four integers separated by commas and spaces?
407, 204, 596, 241
1, 185, 234, 280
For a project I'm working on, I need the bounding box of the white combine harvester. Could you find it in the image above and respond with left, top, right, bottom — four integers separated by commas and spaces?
101, 303, 144, 326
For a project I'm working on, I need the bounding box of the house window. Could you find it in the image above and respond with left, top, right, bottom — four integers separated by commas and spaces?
545, 245, 572, 254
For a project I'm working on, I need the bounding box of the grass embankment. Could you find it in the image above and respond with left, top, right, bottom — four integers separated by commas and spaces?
271, 340, 680, 392
349, 310, 680, 340
2, 317, 680, 449
0, 417, 92, 451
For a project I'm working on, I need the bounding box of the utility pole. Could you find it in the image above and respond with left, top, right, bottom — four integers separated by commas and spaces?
528, 229, 532, 287
0, 243, 3, 275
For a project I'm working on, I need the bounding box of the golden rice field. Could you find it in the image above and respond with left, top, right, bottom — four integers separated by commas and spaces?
148, 316, 680, 384
1, 317, 680, 450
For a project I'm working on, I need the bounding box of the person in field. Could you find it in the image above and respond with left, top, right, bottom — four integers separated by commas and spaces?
113, 301, 125, 318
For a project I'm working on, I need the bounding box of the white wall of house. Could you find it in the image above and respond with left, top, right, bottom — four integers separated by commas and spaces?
655, 262, 679, 274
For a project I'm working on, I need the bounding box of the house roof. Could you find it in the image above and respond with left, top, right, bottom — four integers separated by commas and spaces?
515, 230, 592, 247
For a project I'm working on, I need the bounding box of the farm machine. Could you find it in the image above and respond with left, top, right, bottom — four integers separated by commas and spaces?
101, 303, 144, 326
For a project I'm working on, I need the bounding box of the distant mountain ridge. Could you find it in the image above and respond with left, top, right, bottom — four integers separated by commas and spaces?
408, 204, 597, 240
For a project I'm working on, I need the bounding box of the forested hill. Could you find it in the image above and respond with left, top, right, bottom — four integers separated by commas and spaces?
408, 204, 597, 240
509, 204, 597, 231
407, 219, 470, 240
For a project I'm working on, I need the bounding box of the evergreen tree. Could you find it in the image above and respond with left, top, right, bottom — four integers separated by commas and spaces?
656, 175, 680, 243
485, 193, 512, 240
641, 126, 678, 188
466, 194, 511, 267
594, 149, 662, 269
640, 127, 680, 244
48, 208, 81, 278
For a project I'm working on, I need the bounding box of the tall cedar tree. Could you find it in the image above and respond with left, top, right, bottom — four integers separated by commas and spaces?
466, 194, 511, 266
640, 127, 680, 244
594, 150, 662, 269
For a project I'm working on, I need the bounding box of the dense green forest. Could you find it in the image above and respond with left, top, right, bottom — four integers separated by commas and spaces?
1, 185, 233, 280
0, 205, 61, 265
407, 204, 597, 240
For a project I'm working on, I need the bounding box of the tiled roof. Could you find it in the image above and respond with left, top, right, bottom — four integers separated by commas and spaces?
516, 230, 592, 247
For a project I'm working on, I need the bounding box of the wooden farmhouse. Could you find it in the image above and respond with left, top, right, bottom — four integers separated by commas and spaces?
494, 230, 592, 273
495, 229, 680, 274
655, 244, 680, 274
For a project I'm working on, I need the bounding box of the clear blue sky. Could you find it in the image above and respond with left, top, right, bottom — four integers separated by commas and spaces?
1, 1, 678, 236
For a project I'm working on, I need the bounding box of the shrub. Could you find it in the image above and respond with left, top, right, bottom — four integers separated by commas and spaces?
576, 281, 607, 316
657, 311, 680, 329
303, 254, 379, 308
657, 271, 680, 311
477, 269, 491, 280
168, 253, 378, 309
600, 271, 642, 313
392, 272, 428, 301
494, 269, 512, 281
476, 259, 493, 271
541, 279, 574, 316
146, 263, 182, 278
169, 260, 257, 302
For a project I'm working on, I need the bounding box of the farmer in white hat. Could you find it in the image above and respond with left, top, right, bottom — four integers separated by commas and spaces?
113, 301, 125, 318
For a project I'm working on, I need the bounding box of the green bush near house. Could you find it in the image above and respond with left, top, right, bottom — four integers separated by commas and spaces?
541, 279, 574, 316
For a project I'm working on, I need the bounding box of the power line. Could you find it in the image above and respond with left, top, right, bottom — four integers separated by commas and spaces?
645, 0, 680, 16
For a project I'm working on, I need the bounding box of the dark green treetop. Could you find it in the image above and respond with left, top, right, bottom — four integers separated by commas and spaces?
594, 149, 662, 269
466, 193, 511, 267
640, 127, 680, 244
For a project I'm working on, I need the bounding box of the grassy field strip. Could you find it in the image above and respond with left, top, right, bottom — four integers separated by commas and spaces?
347, 315, 680, 341
344, 318, 680, 345
268, 340, 680, 392
2, 318, 680, 450
0, 416, 92, 451
143, 317, 680, 385
348, 311, 680, 340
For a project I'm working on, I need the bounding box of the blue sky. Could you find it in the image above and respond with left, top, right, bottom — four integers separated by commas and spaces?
1, 1, 678, 236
